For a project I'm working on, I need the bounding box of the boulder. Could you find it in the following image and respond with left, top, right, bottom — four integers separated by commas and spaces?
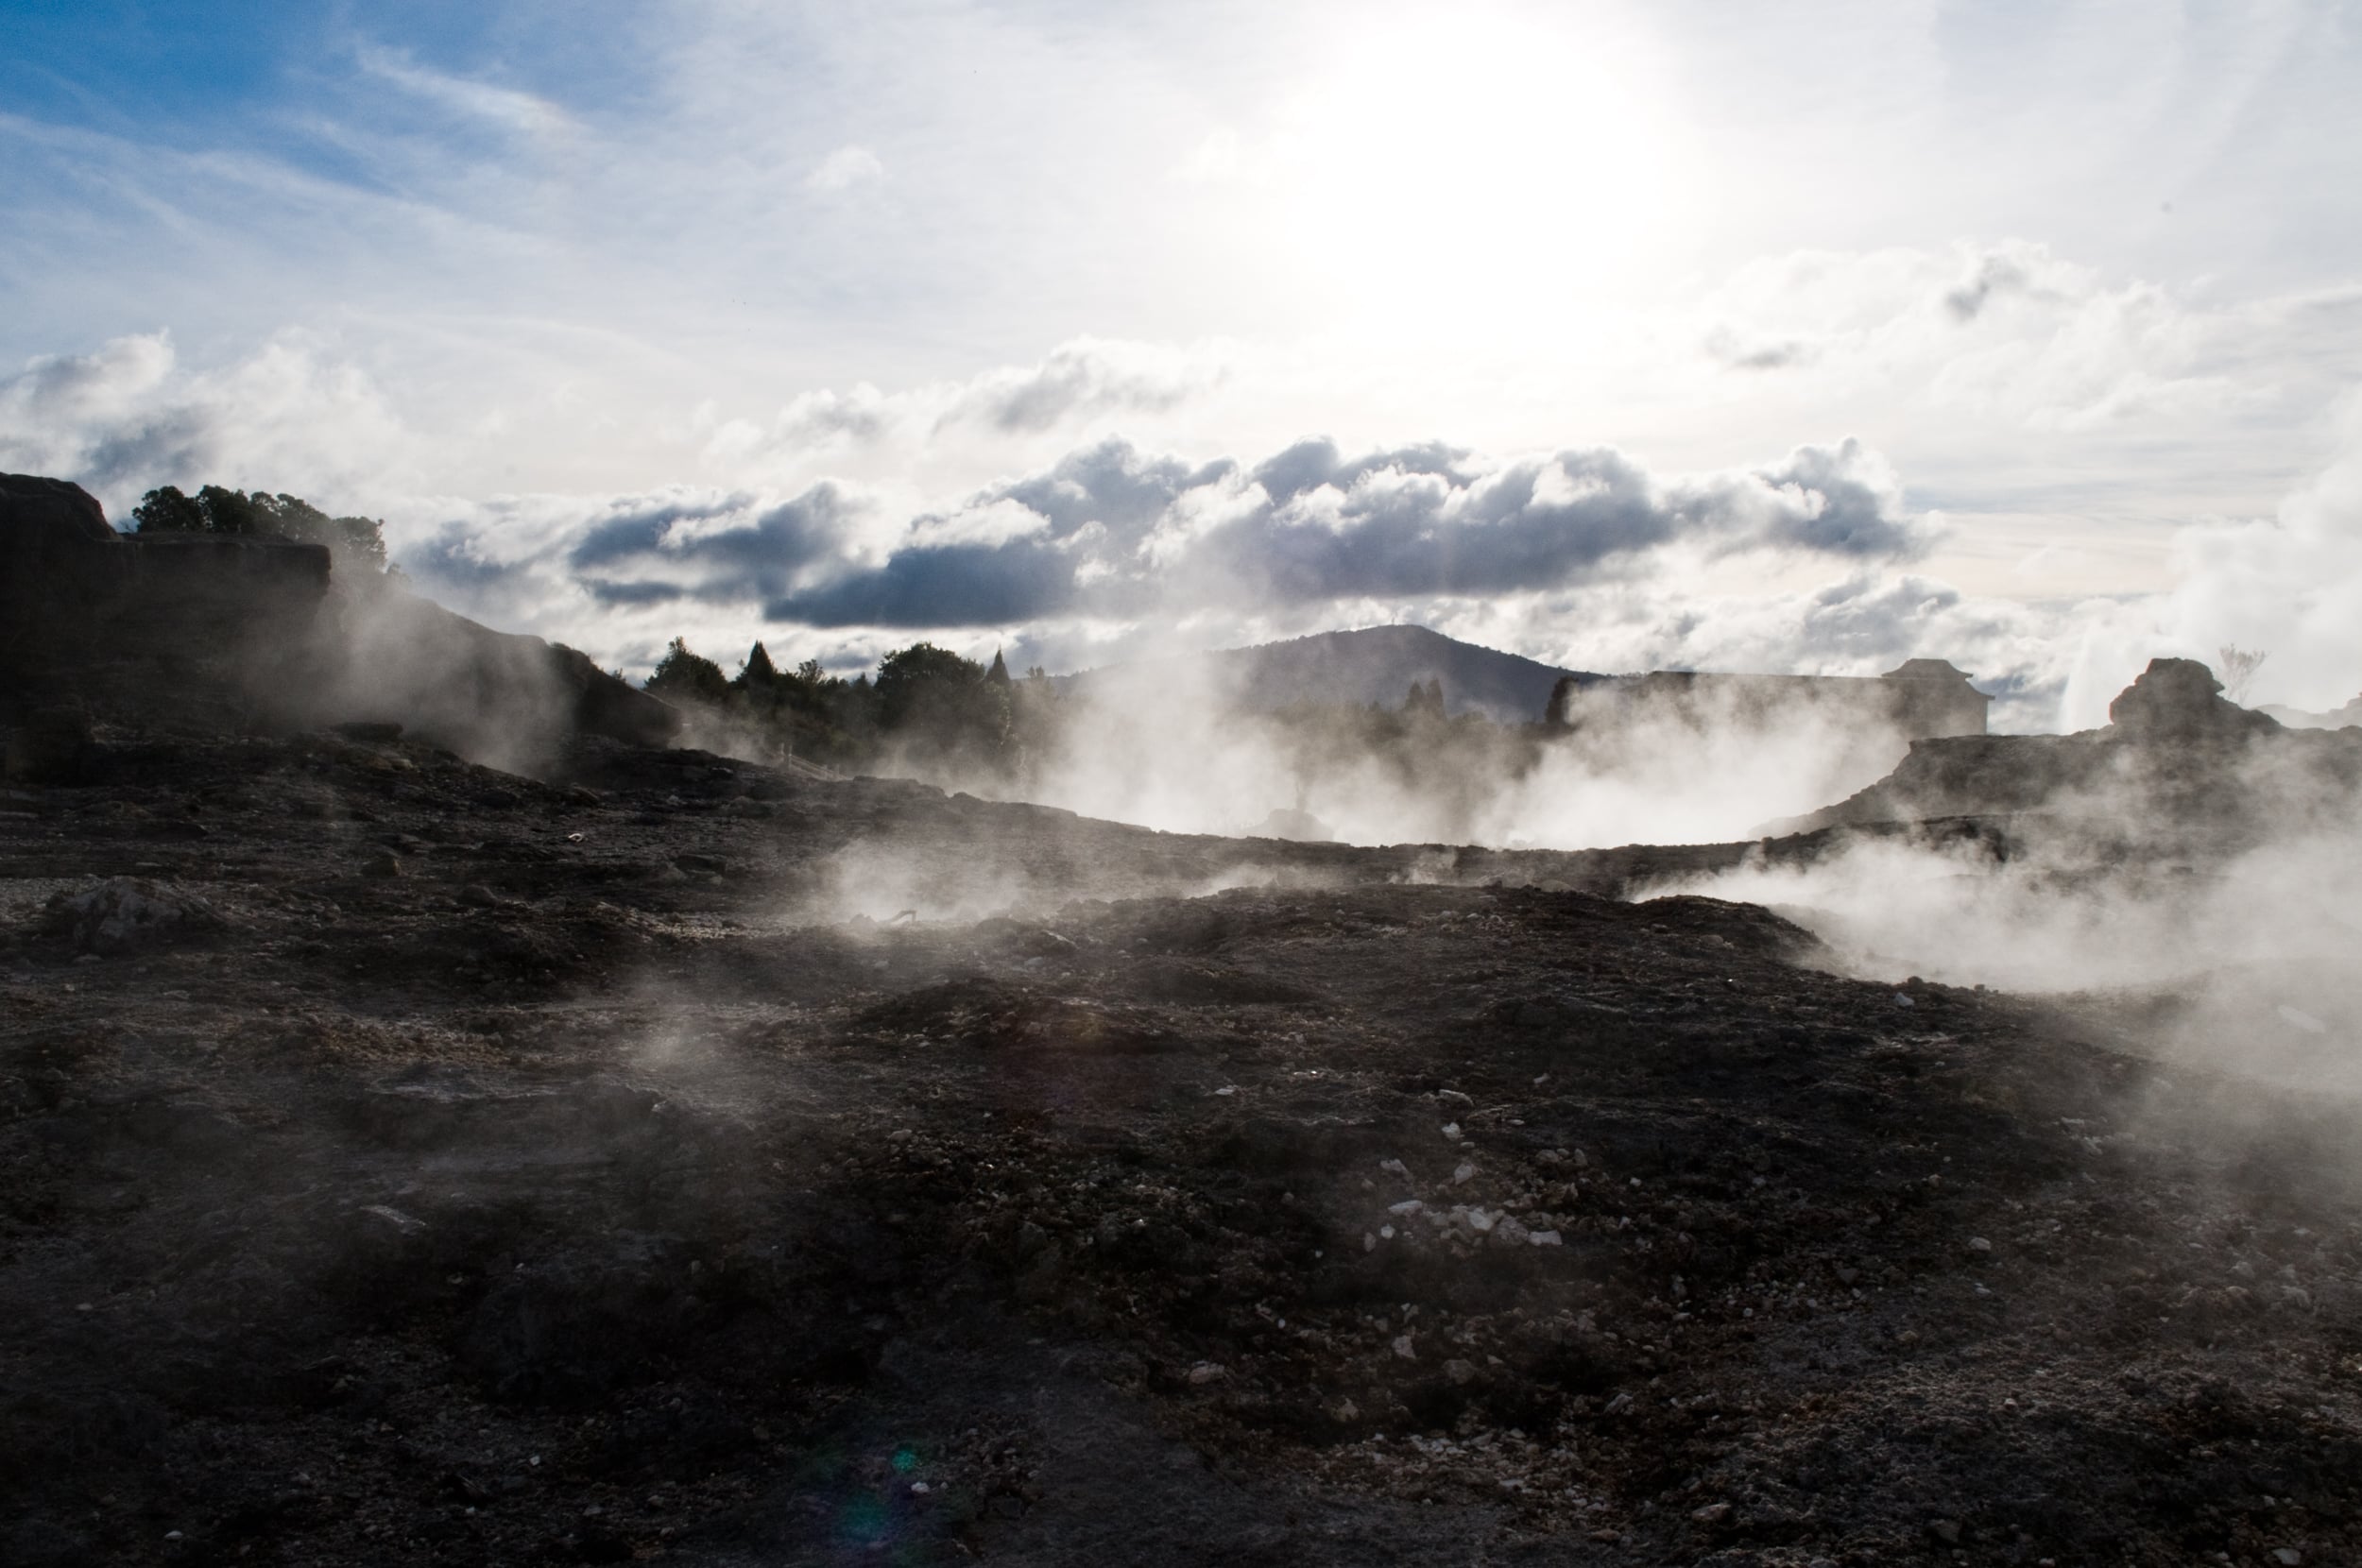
2107, 656, 2280, 746
41, 878, 231, 955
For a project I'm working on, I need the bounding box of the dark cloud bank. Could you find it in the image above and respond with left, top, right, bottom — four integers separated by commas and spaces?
505, 434, 1929, 632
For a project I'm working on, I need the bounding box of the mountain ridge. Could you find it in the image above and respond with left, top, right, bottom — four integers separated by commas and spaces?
1054, 623, 1601, 724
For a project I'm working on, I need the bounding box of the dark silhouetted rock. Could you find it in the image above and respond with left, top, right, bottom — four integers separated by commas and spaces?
2, 471, 679, 771
1779, 655, 2357, 849
2108, 656, 2281, 744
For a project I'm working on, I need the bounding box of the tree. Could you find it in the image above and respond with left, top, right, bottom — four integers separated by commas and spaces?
2217, 644, 2268, 706
130, 486, 208, 534
129, 484, 389, 574
738, 642, 779, 691
874, 643, 983, 727
985, 649, 1011, 687
873, 642, 1009, 760
644, 638, 731, 706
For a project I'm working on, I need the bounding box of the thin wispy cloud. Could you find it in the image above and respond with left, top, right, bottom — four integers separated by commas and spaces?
353, 43, 574, 141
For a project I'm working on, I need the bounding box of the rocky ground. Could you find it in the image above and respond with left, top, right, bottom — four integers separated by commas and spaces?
4, 721, 2360, 1567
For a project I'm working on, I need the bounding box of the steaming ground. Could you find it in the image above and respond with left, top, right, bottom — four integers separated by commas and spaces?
928, 668, 1923, 852
7, 725, 2362, 1566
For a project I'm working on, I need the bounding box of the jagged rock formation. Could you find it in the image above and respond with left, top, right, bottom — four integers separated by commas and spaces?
1780, 656, 2362, 851
0, 472, 678, 775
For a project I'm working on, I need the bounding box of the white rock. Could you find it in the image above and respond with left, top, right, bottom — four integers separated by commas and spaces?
1187, 1361, 1227, 1385
1393, 1334, 1417, 1359
1389, 1200, 1426, 1217
1529, 1230, 1563, 1247
1453, 1162, 1477, 1185
1441, 1122, 1463, 1142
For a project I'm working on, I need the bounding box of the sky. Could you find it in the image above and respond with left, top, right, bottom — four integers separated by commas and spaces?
5, 0, 2361, 728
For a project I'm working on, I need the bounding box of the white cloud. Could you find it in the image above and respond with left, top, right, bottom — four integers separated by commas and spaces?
0, 331, 418, 514
354, 43, 574, 140
804, 144, 884, 193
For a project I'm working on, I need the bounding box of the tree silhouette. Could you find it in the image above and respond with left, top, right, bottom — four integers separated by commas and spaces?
2217, 644, 2268, 706
738, 642, 779, 690
644, 639, 730, 706
130, 484, 389, 574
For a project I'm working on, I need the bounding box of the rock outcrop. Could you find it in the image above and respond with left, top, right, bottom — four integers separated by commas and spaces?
1777, 656, 2362, 853
0, 472, 678, 774
2105, 656, 2281, 746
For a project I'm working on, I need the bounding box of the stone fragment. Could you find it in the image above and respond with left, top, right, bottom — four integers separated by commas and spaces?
42, 877, 229, 955
1691, 1502, 1731, 1524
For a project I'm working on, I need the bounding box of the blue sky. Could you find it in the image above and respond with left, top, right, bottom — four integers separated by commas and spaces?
6, 0, 2362, 725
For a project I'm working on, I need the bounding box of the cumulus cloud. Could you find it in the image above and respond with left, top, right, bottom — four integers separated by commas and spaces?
546, 433, 1930, 631
0, 331, 415, 514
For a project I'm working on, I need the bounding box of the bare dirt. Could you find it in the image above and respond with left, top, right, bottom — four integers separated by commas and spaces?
5, 724, 2360, 1567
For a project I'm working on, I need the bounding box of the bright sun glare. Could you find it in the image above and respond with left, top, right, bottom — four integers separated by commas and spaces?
1273, 9, 1693, 335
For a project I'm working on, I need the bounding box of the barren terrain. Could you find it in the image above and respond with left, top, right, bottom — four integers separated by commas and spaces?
5, 722, 2361, 1566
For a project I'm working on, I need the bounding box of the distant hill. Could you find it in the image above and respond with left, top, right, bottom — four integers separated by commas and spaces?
1055, 624, 1600, 724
